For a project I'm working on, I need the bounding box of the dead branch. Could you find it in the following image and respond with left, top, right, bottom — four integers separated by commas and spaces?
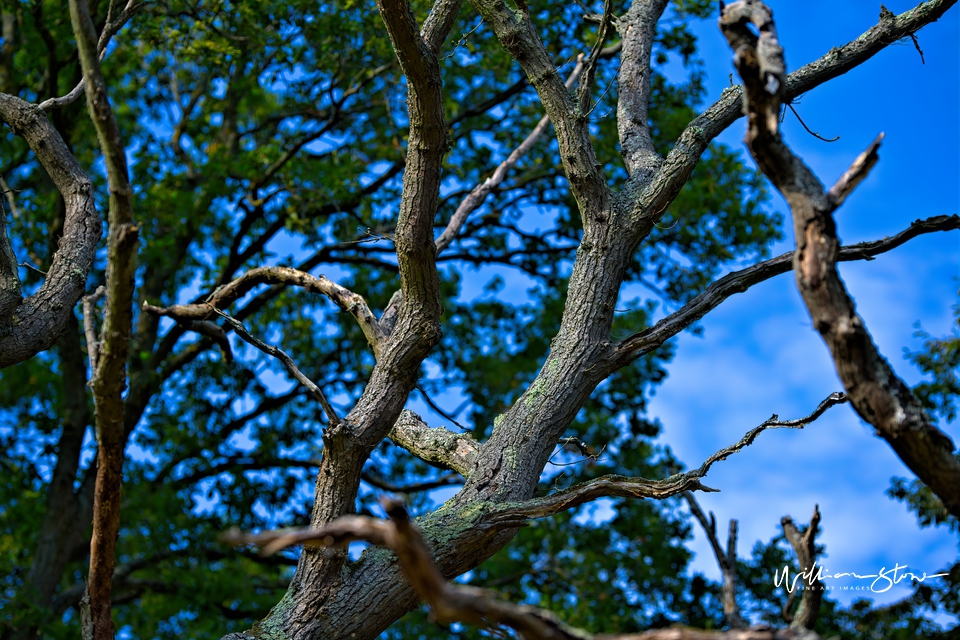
721, 0, 960, 518
225, 499, 821, 640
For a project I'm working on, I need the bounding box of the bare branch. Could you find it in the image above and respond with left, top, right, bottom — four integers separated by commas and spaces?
610, 215, 960, 368
683, 492, 746, 629
226, 500, 823, 640
389, 410, 479, 477
213, 308, 340, 427
722, 0, 960, 519
435, 58, 587, 254
636, 0, 956, 228
481, 393, 847, 528
141, 265, 387, 355
616, 0, 670, 177
781, 506, 823, 630
39, 0, 147, 112
826, 133, 882, 209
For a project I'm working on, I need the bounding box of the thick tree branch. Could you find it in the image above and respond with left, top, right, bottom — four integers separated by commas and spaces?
469, 0, 610, 219
616, 0, 670, 178
0, 95, 102, 368
421, 0, 464, 53
635, 0, 956, 228
722, 0, 960, 519
227, 500, 822, 640
388, 410, 479, 477
610, 215, 960, 368
683, 492, 746, 629
481, 393, 847, 528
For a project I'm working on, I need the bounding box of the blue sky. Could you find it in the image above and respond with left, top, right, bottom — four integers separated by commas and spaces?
176, 0, 957, 621
642, 0, 959, 612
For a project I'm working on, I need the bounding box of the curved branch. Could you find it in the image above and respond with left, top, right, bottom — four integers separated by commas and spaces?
0, 96, 102, 368
142, 265, 387, 354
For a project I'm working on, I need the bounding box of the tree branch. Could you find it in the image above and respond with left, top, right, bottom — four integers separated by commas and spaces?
610, 214, 960, 368
481, 393, 847, 528
361, 470, 462, 494
213, 308, 340, 427
226, 499, 822, 640
781, 506, 823, 630
616, 0, 670, 177
0, 95, 102, 368
388, 410, 479, 477
69, 0, 140, 635
683, 492, 746, 629
141, 265, 387, 355
635, 0, 957, 229
39, 0, 146, 111
721, 0, 960, 519
435, 57, 587, 254
469, 0, 610, 219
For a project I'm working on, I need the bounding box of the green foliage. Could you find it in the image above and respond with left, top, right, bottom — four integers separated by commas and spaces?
1, 0, 943, 638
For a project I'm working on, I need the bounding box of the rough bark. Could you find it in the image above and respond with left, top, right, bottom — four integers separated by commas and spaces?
781, 507, 823, 630
69, 0, 139, 636
720, 0, 960, 518
0, 94, 101, 368
223, 2, 959, 638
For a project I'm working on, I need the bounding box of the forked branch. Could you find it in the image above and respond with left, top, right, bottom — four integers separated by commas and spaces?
781, 506, 823, 630
480, 393, 847, 528
226, 499, 822, 640
683, 492, 746, 629
721, 0, 960, 518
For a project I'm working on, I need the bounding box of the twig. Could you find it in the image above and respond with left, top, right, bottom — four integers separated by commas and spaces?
785, 103, 839, 142
909, 33, 925, 64
212, 308, 341, 427
416, 383, 468, 430
19, 261, 47, 276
